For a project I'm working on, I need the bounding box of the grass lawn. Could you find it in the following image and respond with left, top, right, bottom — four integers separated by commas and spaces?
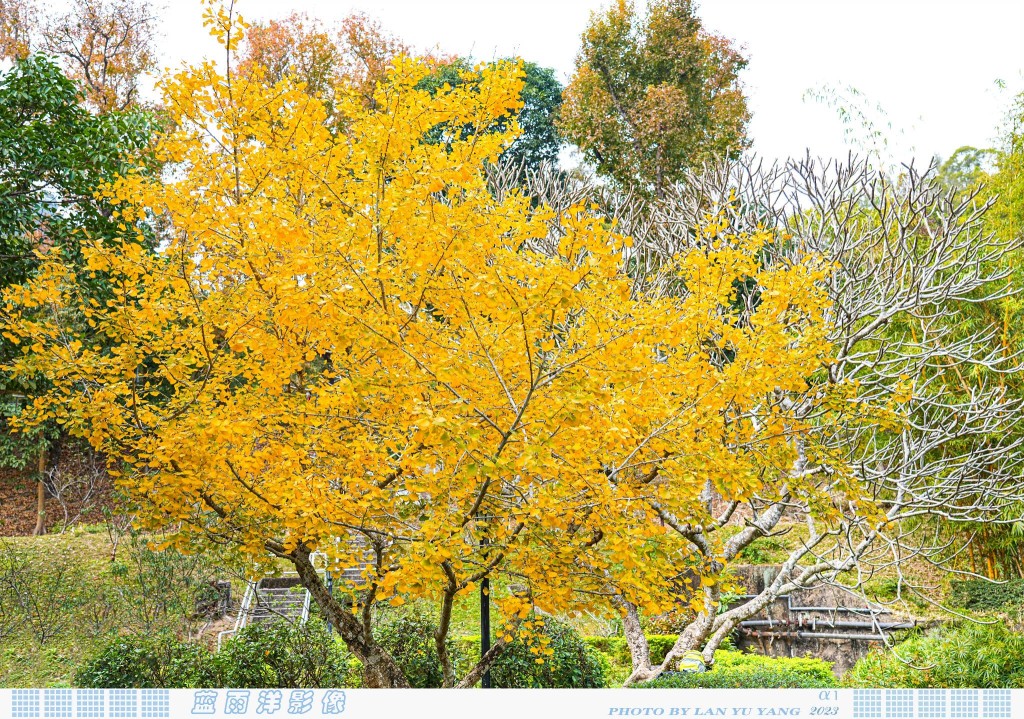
1, 529, 113, 686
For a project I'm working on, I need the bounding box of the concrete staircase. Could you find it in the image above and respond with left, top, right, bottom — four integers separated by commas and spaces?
246, 576, 310, 625
216, 547, 373, 649
216, 574, 311, 649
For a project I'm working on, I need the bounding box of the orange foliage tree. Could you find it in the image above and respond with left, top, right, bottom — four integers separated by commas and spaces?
237, 11, 341, 99
558, 0, 750, 197
0, 0, 34, 59
39, 0, 158, 112
238, 10, 414, 117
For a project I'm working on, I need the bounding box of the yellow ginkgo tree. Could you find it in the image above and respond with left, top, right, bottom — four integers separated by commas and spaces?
2, 3, 841, 687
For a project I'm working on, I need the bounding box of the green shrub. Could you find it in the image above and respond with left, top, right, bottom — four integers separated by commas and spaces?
584, 635, 678, 668
584, 635, 746, 686
110, 534, 221, 638
737, 536, 789, 564
845, 623, 1024, 688
74, 632, 218, 688
637, 650, 835, 689
77, 619, 355, 689
949, 579, 1024, 611
217, 619, 353, 688
713, 650, 834, 681
487, 617, 606, 688
374, 608, 459, 688
639, 666, 837, 688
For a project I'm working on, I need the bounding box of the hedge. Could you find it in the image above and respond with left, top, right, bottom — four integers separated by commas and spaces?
77, 622, 836, 690
948, 579, 1024, 611
583, 636, 678, 667
76, 620, 357, 689
636, 650, 836, 689
639, 666, 837, 689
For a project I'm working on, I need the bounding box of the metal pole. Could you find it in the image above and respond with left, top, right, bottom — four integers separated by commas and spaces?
481, 536, 491, 688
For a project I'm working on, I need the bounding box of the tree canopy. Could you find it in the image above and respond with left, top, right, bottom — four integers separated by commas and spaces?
1, 3, 837, 688
0, 52, 156, 478
557, 0, 750, 196
0, 0, 159, 112
417, 58, 563, 173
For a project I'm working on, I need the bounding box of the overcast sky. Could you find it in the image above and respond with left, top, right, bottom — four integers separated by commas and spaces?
145, 0, 1024, 165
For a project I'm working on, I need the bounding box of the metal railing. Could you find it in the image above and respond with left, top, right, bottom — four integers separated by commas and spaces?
215, 550, 372, 650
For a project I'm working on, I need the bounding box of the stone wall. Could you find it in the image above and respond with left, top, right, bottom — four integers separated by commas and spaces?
729, 565, 923, 675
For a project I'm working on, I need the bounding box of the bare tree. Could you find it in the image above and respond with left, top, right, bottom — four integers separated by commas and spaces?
498, 156, 1024, 684
44, 441, 110, 533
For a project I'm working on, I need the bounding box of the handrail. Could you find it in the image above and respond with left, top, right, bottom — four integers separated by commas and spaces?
217, 579, 256, 650
215, 552, 365, 650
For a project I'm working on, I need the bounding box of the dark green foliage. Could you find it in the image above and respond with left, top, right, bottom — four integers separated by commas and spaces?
76, 620, 356, 689
373, 608, 459, 688
0, 54, 157, 286
417, 58, 563, 172
502, 62, 563, 170
74, 632, 219, 688
452, 619, 607, 687
845, 623, 1024, 688
0, 53, 157, 466
217, 619, 355, 688
488, 617, 606, 688
949, 579, 1024, 611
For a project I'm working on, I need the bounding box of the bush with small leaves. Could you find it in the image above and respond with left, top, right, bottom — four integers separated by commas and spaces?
948, 579, 1024, 612
639, 666, 837, 689
0, 539, 88, 645
637, 650, 835, 689
373, 608, 460, 688
216, 619, 354, 688
488, 617, 607, 688
110, 534, 221, 638
74, 632, 219, 688
584, 635, 679, 668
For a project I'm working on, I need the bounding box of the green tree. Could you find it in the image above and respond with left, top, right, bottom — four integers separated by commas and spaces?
0, 54, 156, 531
558, 0, 749, 196
417, 58, 563, 172
935, 145, 995, 192
933, 92, 1024, 580
988, 91, 1024, 245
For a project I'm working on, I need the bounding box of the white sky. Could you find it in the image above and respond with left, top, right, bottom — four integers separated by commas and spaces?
141, 0, 1024, 164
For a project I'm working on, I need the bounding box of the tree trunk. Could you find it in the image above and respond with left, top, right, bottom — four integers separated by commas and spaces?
455, 641, 511, 688
618, 598, 652, 680
32, 449, 46, 536
358, 645, 412, 689
287, 544, 411, 688
625, 610, 714, 686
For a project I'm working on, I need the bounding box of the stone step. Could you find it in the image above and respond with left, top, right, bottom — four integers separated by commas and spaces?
243, 579, 308, 626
